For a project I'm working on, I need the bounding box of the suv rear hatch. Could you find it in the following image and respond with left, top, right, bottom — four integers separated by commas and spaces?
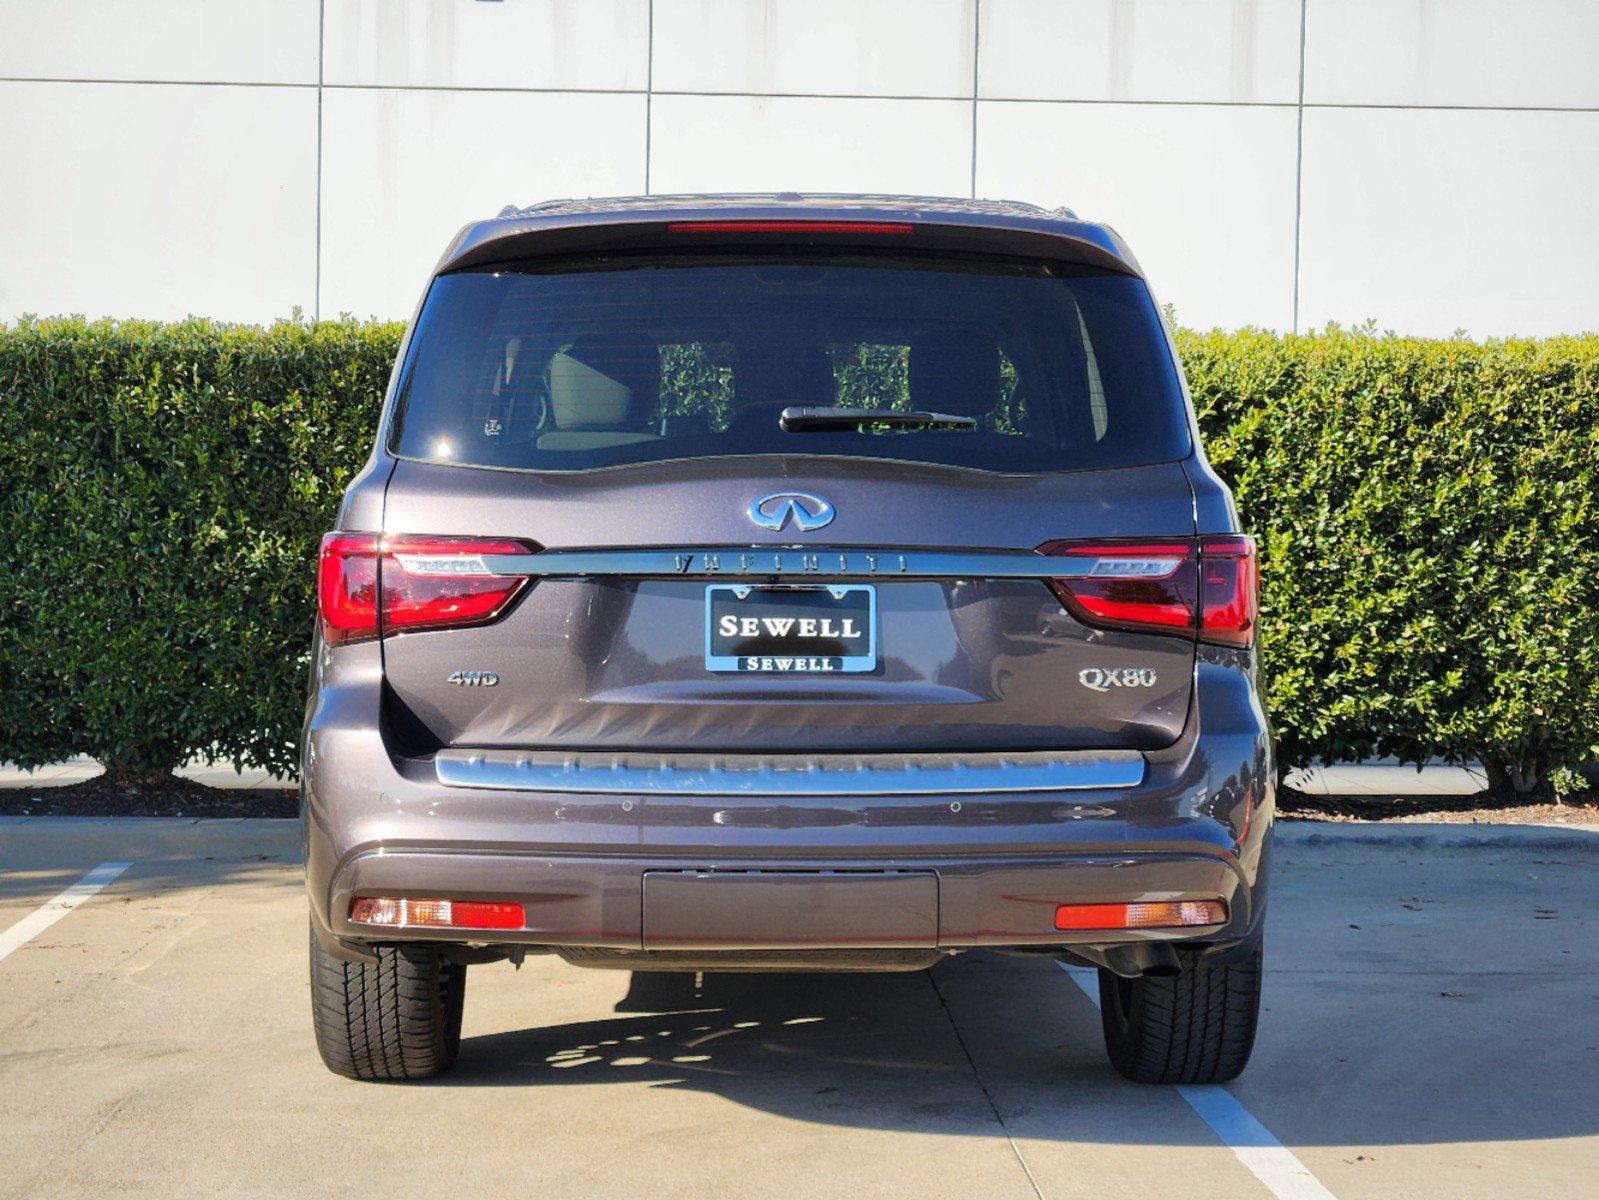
345, 240, 1243, 758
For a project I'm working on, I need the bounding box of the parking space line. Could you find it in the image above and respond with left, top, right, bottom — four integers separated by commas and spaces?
0, 861, 133, 964
1058, 964, 1338, 1200
1174, 1086, 1338, 1200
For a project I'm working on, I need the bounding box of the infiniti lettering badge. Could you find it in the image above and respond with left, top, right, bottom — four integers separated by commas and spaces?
747, 492, 835, 533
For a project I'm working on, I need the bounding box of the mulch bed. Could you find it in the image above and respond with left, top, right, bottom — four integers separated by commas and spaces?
1278, 783, 1599, 825
0, 776, 298, 819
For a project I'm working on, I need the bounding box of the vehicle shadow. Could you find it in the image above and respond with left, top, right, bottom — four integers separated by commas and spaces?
440, 826, 1599, 1151
450, 960, 1106, 1142
443, 947, 1599, 1149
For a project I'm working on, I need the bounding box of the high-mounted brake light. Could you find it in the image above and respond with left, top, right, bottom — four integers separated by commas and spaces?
317, 534, 537, 645
1037, 536, 1257, 646
665, 220, 915, 235
350, 897, 525, 931
1053, 900, 1227, 931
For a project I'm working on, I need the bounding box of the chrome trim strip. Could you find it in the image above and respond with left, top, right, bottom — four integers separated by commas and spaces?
479, 547, 1094, 580
434, 749, 1145, 796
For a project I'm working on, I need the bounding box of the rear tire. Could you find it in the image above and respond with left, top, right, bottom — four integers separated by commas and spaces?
1097, 939, 1262, 1084
310, 923, 466, 1080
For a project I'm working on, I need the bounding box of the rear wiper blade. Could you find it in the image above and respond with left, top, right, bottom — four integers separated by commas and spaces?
779, 406, 978, 433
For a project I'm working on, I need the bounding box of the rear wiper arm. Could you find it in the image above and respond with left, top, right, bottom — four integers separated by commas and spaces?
779, 406, 978, 433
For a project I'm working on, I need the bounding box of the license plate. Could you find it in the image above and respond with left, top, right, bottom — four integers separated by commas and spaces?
705, 584, 877, 673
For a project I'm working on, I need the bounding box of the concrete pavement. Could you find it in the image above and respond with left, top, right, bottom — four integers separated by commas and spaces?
0, 817, 1594, 1200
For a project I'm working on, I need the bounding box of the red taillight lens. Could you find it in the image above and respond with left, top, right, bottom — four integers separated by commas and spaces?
1197, 536, 1258, 647
316, 533, 536, 645
317, 533, 380, 645
1036, 536, 1257, 646
1037, 541, 1198, 635
380, 536, 533, 636
350, 897, 525, 931
665, 220, 914, 235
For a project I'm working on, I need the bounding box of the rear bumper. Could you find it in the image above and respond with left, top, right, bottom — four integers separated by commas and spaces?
303, 643, 1272, 960
320, 844, 1253, 952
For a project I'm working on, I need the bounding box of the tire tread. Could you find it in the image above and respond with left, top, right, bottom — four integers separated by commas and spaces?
309, 924, 465, 1081
1098, 941, 1262, 1084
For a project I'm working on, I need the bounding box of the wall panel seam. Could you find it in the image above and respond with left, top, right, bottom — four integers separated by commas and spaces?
314, 0, 324, 320
970, 0, 981, 199
1292, 0, 1307, 333
644, 0, 654, 194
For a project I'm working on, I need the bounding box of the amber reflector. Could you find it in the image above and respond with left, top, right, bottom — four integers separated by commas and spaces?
1053, 900, 1227, 931
350, 897, 524, 930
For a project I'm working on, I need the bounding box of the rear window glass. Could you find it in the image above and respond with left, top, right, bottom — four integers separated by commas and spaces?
391, 254, 1190, 473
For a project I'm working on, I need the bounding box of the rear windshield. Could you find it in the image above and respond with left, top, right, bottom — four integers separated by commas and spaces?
390, 254, 1191, 473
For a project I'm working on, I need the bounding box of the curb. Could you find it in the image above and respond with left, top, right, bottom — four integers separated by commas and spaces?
1277, 819, 1599, 850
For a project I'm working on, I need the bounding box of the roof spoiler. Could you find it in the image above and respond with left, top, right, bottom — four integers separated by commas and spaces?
435, 207, 1141, 278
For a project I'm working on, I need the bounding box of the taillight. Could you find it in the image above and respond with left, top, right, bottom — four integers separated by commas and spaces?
317, 533, 380, 646
1038, 541, 1198, 635
1037, 536, 1257, 646
381, 536, 534, 635
1197, 536, 1258, 646
316, 533, 536, 645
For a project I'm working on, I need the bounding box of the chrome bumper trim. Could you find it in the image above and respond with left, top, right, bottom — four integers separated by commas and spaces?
478, 547, 1095, 581
433, 749, 1145, 796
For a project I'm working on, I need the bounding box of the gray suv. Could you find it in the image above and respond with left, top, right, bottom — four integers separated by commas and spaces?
304, 194, 1271, 1085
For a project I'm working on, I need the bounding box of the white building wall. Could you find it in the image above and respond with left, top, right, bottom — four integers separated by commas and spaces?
1, 0, 1594, 335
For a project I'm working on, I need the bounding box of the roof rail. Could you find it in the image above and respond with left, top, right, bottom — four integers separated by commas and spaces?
491, 194, 1072, 222
498, 199, 577, 219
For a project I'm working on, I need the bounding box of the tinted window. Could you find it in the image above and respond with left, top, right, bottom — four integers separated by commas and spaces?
392, 255, 1190, 473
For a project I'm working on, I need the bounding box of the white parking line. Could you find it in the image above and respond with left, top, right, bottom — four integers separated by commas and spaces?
1059, 963, 1338, 1200
0, 861, 132, 964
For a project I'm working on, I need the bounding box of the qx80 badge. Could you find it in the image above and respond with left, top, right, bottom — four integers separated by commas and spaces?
1077, 667, 1158, 693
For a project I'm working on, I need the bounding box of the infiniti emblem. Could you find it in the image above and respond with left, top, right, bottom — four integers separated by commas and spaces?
747, 492, 836, 533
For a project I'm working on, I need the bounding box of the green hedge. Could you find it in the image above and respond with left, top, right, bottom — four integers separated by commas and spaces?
2, 316, 1595, 790
1179, 328, 1599, 791
0, 317, 402, 782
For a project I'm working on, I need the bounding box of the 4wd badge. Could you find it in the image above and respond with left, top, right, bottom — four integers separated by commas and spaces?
448, 670, 499, 687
